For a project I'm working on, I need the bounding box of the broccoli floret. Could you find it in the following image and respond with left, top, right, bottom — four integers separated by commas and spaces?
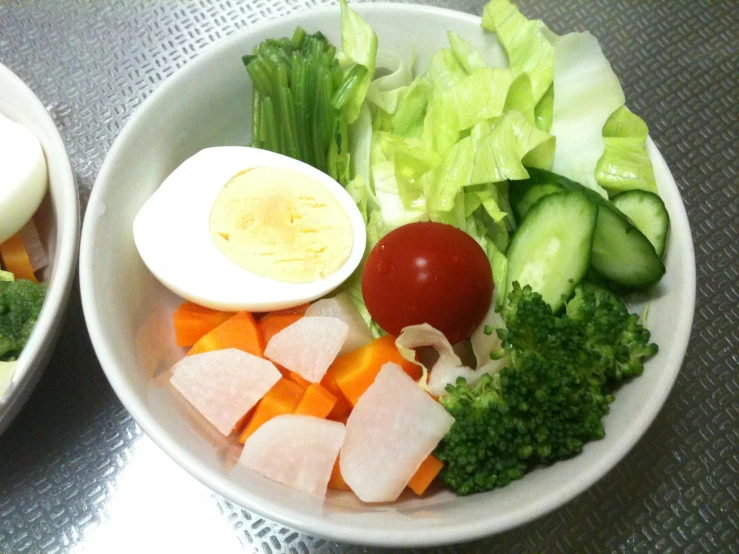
566, 283, 658, 383
435, 282, 656, 496
0, 279, 47, 361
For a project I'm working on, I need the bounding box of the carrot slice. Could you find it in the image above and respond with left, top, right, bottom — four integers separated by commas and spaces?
321, 371, 352, 420
293, 383, 337, 419
238, 378, 305, 443
288, 371, 311, 389
407, 455, 444, 496
172, 301, 233, 347
0, 233, 37, 282
328, 456, 351, 491
187, 311, 264, 357
258, 313, 303, 346
328, 334, 421, 406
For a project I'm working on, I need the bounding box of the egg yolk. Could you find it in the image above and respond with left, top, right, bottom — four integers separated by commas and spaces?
209, 166, 353, 283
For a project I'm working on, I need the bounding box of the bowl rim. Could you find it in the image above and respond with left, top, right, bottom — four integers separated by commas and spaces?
0, 62, 80, 429
79, 2, 696, 547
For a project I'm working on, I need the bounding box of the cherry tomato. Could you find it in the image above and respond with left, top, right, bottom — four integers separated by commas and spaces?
362, 222, 494, 344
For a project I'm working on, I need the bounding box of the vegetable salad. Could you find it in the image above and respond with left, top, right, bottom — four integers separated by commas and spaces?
156, 0, 671, 502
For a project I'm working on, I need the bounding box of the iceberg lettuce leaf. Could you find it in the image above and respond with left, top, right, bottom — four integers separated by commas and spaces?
481, 0, 554, 103
596, 107, 657, 194
550, 32, 623, 197
365, 50, 414, 115
448, 31, 489, 73
424, 110, 554, 212
339, 0, 378, 123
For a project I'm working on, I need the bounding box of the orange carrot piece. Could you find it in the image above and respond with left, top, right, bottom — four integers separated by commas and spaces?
0, 233, 37, 282
321, 371, 352, 420
330, 414, 349, 425
329, 334, 421, 406
187, 311, 264, 357
258, 312, 303, 346
288, 371, 311, 389
232, 406, 255, 435
293, 383, 337, 419
328, 456, 351, 491
238, 378, 305, 443
172, 301, 233, 347
407, 455, 444, 496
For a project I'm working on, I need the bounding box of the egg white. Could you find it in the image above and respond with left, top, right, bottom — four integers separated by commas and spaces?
132, 147, 366, 312
0, 113, 48, 244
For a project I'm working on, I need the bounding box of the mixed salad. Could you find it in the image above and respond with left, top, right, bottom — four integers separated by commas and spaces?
149, 0, 672, 502
0, 113, 50, 397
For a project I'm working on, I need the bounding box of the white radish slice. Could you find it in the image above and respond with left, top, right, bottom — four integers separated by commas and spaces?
170, 348, 281, 435
396, 323, 468, 396
238, 414, 345, 499
264, 316, 349, 382
18, 219, 48, 272
305, 292, 373, 355
340, 363, 455, 502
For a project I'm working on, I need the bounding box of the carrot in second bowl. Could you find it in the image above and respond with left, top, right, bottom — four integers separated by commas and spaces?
0, 233, 37, 282
187, 311, 264, 357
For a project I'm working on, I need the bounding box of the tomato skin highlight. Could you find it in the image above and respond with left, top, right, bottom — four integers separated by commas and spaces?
361, 222, 494, 344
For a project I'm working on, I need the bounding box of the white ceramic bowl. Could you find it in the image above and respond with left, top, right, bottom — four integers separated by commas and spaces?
0, 63, 79, 435
79, 3, 696, 547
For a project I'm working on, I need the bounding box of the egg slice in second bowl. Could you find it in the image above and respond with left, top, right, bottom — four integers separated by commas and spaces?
133, 147, 366, 312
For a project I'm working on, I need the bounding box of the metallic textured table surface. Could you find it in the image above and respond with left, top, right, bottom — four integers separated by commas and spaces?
0, 0, 736, 552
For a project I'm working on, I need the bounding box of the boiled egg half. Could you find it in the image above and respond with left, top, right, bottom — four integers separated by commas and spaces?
133, 147, 366, 312
0, 113, 48, 244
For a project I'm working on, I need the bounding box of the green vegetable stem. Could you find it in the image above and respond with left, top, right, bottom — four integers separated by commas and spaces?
243, 28, 366, 185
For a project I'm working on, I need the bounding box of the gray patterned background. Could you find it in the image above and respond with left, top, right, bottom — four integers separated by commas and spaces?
0, 0, 737, 552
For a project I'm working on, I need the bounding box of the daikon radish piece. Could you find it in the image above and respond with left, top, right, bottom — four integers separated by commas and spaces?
17, 219, 48, 272
264, 316, 349, 382
340, 363, 455, 502
170, 348, 281, 435
238, 414, 345, 498
305, 292, 373, 355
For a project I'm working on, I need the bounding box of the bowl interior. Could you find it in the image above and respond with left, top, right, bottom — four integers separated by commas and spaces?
80, 4, 696, 547
0, 64, 79, 433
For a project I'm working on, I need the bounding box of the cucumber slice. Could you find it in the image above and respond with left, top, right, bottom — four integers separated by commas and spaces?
516, 168, 665, 289
590, 204, 665, 288
513, 183, 565, 221
611, 190, 670, 257
505, 191, 598, 311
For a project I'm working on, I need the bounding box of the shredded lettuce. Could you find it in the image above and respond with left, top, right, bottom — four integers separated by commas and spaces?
481, 0, 554, 103
550, 32, 623, 197
391, 74, 432, 137
534, 84, 554, 131
448, 31, 489, 73
339, 0, 378, 123
365, 50, 413, 114
423, 111, 554, 213
429, 48, 469, 93
595, 106, 658, 194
